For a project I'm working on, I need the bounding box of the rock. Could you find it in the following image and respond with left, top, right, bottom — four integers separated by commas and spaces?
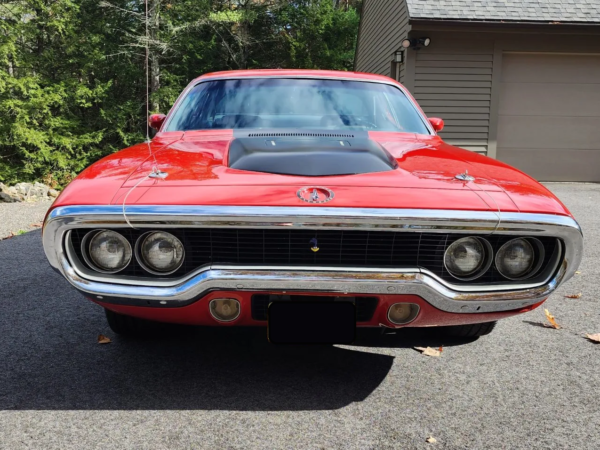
13, 182, 32, 196
0, 192, 21, 203
31, 182, 49, 198
0, 183, 23, 202
1, 183, 18, 197
0, 181, 54, 202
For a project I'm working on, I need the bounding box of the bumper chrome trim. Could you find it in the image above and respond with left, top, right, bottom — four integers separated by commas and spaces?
43, 205, 583, 313
57, 253, 566, 314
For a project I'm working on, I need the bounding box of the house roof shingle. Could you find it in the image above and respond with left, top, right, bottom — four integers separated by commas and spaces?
406, 0, 600, 23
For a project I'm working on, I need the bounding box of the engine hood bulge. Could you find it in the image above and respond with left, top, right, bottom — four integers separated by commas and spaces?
121, 131, 498, 189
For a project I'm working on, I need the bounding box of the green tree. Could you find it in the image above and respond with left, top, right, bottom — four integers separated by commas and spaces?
0, 0, 361, 186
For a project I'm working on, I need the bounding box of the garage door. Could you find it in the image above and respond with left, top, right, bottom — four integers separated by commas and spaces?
496, 53, 600, 181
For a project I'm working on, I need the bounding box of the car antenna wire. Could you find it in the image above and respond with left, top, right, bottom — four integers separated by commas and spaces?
458, 171, 502, 234
122, 0, 166, 229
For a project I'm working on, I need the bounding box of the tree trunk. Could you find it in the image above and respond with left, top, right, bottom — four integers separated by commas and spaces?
149, 0, 160, 112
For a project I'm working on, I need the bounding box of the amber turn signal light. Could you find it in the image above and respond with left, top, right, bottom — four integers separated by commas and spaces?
387, 303, 419, 325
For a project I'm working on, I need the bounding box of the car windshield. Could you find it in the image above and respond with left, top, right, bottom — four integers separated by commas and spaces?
165, 78, 430, 134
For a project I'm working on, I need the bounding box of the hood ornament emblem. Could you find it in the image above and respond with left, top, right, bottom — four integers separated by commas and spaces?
297, 186, 335, 204
455, 170, 474, 182
310, 238, 319, 252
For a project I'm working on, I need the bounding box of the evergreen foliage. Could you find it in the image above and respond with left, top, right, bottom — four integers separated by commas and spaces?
0, 0, 361, 185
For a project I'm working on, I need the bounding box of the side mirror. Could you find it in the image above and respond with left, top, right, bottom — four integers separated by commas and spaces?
149, 114, 167, 131
428, 117, 444, 132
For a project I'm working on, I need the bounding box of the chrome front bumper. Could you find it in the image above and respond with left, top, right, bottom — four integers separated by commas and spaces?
43, 205, 583, 314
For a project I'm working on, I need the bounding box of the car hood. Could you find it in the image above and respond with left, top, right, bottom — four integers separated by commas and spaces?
55, 130, 570, 215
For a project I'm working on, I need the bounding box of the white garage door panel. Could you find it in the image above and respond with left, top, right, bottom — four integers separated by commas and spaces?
499, 83, 600, 117
497, 116, 600, 150
498, 149, 600, 182
501, 53, 600, 83
497, 53, 600, 181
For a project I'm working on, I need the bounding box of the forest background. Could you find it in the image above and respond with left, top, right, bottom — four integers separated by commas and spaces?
0, 0, 361, 186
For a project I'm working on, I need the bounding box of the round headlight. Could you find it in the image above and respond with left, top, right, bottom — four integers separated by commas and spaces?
85, 230, 132, 273
495, 238, 541, 280
444, 237, 491, 280
137, 231, 185, 275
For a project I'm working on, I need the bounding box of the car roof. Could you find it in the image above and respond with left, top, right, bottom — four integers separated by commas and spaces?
194, 69, 397, 84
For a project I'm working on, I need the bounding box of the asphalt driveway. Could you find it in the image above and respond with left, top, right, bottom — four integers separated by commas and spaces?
0, 183, 599, 449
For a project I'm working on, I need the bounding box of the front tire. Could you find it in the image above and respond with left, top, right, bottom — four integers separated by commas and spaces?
437, 321, 497, 338
105, 308, 149, 336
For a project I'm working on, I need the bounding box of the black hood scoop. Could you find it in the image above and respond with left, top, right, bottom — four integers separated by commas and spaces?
228, 130, 397, 176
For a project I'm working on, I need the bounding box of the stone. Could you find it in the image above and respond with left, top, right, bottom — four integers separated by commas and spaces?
13, 182, 32, 196
0, 191, 21, 203
0, 181, 53, 202
30, 182, 49, 198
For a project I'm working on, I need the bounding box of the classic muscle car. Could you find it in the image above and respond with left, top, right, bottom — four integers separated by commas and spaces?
43, 70, 583, 343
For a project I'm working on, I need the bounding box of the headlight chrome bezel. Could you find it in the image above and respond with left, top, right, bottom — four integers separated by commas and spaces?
495, 237, 545, 281
443, 236, 493, 281
82, 229, 133, 274
135, 231, 186, 276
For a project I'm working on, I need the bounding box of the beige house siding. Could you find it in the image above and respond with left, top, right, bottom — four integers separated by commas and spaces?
355, 2, 494, 154
355, 0, 410, 78
355, 4, 600, 164
411, 36, 494, 153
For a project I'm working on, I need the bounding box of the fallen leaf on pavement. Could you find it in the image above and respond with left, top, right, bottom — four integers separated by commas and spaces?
426, 436, 437, 443
97, 334, 111, 344
415, 346, 441, 357
585, 333, 600, 343
30, 223, 42, 228
575, 271, 581, 275
544, 309, 561, 329
564, 293, 582, 299
438, 346, 443, 353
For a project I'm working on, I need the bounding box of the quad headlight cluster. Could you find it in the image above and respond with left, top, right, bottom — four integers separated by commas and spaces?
80, 229, 546, 283
444, 236, 545, 282
82, 230, 185, 275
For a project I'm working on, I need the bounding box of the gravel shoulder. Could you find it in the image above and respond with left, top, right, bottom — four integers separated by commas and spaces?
0, 201, 52, 239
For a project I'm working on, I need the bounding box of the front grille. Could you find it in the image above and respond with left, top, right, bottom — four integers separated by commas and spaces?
69, 228, 559, 284
251, 295, 378, 322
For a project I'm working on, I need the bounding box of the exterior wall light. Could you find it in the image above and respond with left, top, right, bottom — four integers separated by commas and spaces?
401, 37, 431, 50
393, 50, 404, 63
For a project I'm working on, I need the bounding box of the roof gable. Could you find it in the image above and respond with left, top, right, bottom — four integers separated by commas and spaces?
406, 0, 600, 23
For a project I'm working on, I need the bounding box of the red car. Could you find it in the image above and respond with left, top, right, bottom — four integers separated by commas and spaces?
43, 70, 582, 343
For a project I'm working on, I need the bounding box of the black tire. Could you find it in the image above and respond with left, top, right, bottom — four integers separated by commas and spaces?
105, 308, 149, 336
437, 321, 497, 338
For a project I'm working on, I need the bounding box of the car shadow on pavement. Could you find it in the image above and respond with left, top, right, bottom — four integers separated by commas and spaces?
1, 321, 397, 411
353, 328, 478, 349
0, 325, 477, 412
0, 232, 476, 412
